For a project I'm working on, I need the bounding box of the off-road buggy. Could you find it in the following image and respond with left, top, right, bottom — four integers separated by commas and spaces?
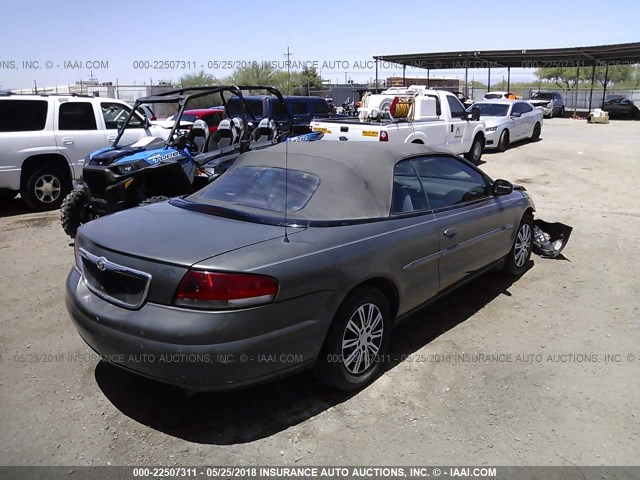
60, 85, 292, 238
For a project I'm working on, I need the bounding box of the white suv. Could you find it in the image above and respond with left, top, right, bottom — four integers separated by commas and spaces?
0, 93, 160, 210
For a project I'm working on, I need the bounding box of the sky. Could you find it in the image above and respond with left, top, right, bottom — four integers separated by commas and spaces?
1, 0, 639, 90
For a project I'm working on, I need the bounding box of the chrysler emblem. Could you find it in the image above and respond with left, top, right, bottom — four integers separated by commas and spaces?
96, 258, 107, 271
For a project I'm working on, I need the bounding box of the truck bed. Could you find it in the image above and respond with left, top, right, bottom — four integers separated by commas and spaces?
310, 116, 406, 126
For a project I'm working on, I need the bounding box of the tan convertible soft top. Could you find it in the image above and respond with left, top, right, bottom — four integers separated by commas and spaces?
190, 142, 453, 221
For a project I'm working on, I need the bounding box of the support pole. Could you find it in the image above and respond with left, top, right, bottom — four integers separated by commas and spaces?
487, 67, 491, 93
402, 65, 406, 87
588, 65, 596, 113
507, 67, 511, 92
601, 64, 609, 108
464, 67, 468, 97
572, 64, 580, 118
375, 58, 378, 92
427, 68, 430, 88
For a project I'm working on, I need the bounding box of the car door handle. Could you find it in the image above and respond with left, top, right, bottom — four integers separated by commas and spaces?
107, 135, 117, 141
443, 227, 458, 238
61, 137, 74, 145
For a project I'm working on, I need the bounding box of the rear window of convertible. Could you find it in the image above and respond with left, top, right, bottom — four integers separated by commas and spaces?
195, 166, 320, 213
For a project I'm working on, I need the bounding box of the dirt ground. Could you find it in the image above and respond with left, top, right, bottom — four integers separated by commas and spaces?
0, 119, 638, 467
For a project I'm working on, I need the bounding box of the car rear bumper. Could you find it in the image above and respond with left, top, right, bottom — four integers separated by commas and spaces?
65, 268, 332, 390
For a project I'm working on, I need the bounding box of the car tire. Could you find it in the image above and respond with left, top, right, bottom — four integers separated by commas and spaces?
313, 287, 392, 391
503, 213, 534, 277
548, 109, 554, 119
22, 167, 69, 211
560, 106, 565, 117
139, 196, 170, 206
531, 122, 541, 141
497, 130, 510, 152
464, 135, 484, 164
60, 188, 94, 238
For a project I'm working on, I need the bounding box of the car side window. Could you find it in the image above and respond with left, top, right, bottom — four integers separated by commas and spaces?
311, 99, 330, 114
59, 102, 97, 130
0, 100, 48, 132
410, 156, 488, 209
446, 96, 466, 118
391, 160, 429, 215
270, 99, 288, 120
246, 99, 264, 118
512, 103, 531, 115
101, 103, 143, 129
520, 103, 533, 113
292, 100, 309, 115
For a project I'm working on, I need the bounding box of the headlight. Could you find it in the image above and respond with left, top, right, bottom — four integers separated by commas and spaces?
486, 126, 498, 132
113, 163, 138, 175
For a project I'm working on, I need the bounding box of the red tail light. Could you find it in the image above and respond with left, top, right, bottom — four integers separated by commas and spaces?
174, 270, 279, 309
379, 131, 389, 142
151, 115, 157, 121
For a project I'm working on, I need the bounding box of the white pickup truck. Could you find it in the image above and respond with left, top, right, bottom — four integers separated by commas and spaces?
310, 87, 486, 163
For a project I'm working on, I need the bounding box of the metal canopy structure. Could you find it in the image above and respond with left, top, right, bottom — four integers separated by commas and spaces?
373, 42, 640, 114
373, 42, 640, 70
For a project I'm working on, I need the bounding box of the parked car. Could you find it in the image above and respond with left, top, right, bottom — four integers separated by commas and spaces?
529, 92, 565, 118
226, 95, 337, 134
0, 92, 162, 210
66, 142, 536, 392
602, 95, 640, 119
164, 107, 225, 133
469, 100, 543, 151
484, 91, 518, 100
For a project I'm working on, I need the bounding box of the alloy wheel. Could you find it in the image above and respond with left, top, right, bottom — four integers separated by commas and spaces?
514, 223, 532, 267
341, 303, 384, 375
34, 174, 62, 204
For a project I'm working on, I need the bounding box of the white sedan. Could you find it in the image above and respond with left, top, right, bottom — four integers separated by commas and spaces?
470, 100, 544, 151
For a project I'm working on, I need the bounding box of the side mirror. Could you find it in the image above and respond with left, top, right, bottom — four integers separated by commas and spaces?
470, 107, 480, 121
511, 112, 522, 118
493, 179, 513, 195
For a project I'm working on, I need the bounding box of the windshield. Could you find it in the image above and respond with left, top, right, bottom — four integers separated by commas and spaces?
532, 93, 553, 100
192, 166, 320, 213
472, 103, 510, 117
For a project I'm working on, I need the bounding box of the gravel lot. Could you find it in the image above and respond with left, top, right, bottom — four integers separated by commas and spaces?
0, 119, 638, 467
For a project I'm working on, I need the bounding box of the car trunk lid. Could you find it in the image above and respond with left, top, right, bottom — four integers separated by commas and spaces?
78, 200, 292, 267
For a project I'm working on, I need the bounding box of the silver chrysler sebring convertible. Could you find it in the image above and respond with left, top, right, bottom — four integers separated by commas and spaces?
66, 142, 535, 392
